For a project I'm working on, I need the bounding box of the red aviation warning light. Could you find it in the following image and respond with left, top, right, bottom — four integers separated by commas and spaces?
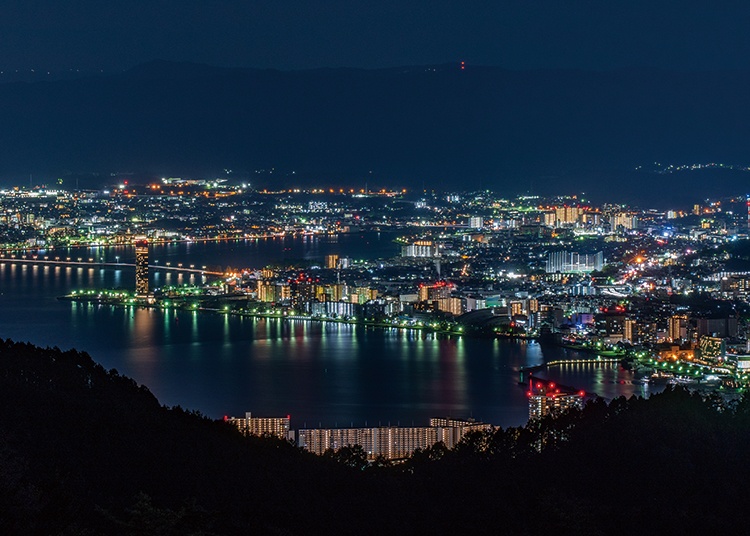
460, 61, 465, 70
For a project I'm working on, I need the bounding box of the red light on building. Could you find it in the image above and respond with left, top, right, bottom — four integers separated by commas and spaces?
223, 415, 228, 421
579, 390, 586, 397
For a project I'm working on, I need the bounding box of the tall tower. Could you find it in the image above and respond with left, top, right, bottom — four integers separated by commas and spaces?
135, 238, 149, 296
746, 195, 750, 230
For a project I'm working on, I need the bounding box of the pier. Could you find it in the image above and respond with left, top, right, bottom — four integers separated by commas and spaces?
520, 356, 624, 381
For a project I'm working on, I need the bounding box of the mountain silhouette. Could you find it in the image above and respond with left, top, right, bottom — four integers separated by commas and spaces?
1, 61, 749, 204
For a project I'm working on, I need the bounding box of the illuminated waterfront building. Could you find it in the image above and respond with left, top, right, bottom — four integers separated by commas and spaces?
418, 281, 452, 302
257, 280, 275, 302
325, 254, 339, 269
225, 412, 291, 440
437, 296, 464, 316
527, 380, 584, 420
429, 417, 493, 446
298, 418, 491, 460
135, 238, 149, 296
353, 287, 378, 304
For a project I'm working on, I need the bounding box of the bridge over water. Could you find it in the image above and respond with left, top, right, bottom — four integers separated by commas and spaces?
0, 255, 223, 276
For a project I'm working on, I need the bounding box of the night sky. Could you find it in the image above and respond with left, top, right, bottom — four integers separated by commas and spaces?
2, 2, 750, 202
3, 1, 750, 72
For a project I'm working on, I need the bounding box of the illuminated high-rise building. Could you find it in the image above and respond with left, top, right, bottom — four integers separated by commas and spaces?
325, 254, 340, 269
668, 315, 688, 342
135, 238, 149, 296
624, 318, 637, 343
257, 280, 275, 302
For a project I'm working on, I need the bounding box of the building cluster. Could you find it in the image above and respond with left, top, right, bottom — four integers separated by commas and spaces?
527, 379, 585, 420
5, 181, 750, 389
225, 412, 490, 461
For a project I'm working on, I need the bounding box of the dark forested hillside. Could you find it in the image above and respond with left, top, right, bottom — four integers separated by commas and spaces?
1, 338, 749, 535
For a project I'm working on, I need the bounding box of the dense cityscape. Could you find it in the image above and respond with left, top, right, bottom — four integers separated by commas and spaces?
3, 179, 750, 461
6, 3, 750, 532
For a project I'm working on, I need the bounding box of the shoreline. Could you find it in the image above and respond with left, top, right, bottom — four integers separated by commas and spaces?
58, 293, 543, 341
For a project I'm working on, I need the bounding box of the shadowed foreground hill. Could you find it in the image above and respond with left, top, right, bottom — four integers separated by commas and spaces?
2, 338, 750, 535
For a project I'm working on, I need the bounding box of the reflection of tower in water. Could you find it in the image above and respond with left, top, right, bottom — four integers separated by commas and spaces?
135, 238, 149, 296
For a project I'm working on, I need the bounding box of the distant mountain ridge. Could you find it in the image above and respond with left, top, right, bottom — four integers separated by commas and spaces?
1, 60, 749, 204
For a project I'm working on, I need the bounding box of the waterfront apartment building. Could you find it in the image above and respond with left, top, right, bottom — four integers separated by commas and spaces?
418, 281, 453, 302
624, 317, 637, 343
528, 392, 584, 420
527, 379, 584, 420
257, 281, 291, 304
225, 412, 291, 440
298, 426, 437, 460
436, 296, 464, 316
298, 418, 491, 460
428, 417, 494, 446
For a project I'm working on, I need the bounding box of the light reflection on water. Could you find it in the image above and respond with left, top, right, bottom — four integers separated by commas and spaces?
0, 239, 652, 428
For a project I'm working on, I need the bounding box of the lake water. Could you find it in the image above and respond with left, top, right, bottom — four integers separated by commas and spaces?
0, 234, 651, 428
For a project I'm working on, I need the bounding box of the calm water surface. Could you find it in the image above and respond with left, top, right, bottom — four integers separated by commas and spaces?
0, 235, 651, 428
